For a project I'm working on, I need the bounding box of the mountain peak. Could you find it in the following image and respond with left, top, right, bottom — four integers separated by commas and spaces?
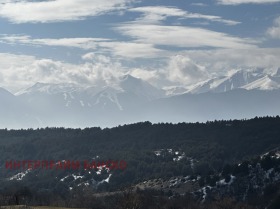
122, 74, 136, 80
120, 74, 164, 100
0, 87, 14, 97
272, 68, 280, 77
16, 82, 81, 96
242, 74, 280, 90
187, 68, 274, 94
120, 74, 142, 85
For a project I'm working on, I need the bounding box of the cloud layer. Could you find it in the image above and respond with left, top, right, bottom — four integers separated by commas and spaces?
1, 47, 279, 93
217, 0, 280, 5
0, 1, 279, 94
0, 53, 125, 92
129, 6, 240, 25
267, 17, 280, 39
0, 35, 165, 58
116, 24, 258, 49
0, 0, 133, 23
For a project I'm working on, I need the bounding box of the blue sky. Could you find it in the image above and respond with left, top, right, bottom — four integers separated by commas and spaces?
0, 0, 279, 92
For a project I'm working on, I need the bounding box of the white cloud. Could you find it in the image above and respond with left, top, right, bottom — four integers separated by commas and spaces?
127, 48, 280, 87
0, 53, 125, 92
217, 0, 280, 5
129, 6, 187, 24
167, 55, 209, 85
180, 48, 280, 75
191, 3, 208, 6
0, 35, 108, 49
0, 52, 207, 92
98, 42, 164, 58
130, 68, 162, 86
0, 35, 164, 58
116, 24, 258, 49
1, 47, 279, 93
0, 53, 35, 69
160, 48, 280, 86
129, 6, 240, 25
0, 0, 133, 23
267, 17, 280, 39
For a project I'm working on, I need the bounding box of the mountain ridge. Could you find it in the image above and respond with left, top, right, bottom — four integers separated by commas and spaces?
1, 71, 280, 128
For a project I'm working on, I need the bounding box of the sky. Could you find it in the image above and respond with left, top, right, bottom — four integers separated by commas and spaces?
0, 0, 279, 93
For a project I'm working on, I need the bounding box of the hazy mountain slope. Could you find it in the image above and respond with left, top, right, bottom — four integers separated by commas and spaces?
0, 87, 37, 129
1, 70, 280, 128
12, 76, 165, 128
3, 87, 280, 128
140, 89, 280, 123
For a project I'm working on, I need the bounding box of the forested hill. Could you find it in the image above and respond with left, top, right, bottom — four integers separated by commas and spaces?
1, 116, 279, 164
0, 116, 280, 197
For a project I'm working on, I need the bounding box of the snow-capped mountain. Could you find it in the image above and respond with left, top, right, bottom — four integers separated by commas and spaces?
88, 75, 165, 111
184, 68, 280, 94
120, 74, 165, 100
10, 75, 166, 128
15, 82, 83, 96
242, 75, 280, 90
163, 86, 189, 96
1, 70, 280, 129
16, 75, 164, 103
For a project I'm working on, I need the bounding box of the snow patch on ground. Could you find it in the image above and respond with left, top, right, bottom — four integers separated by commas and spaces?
217, 175, 235, 186
9, 169, 31, 181
72, 174, 84, 180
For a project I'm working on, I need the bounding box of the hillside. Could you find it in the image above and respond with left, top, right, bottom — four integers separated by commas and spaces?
0, 117, 280, 208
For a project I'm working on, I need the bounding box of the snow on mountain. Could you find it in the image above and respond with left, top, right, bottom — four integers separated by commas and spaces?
270, 68, 280, 77
84, 75, 166, 114
15, 82, 83, 96
9, 75, 166, 128
15, 69, 280, 100
187, 69, 264, 94
242, 75, 280, 90
186, 69, 280, 94
16, 75, 164, 100
163, 86, 189, 96
91, 86, 124, 111
16, 75, 165, 110
2, 69, 280, 129
15, 82, 88, 110
120, 75, 165, 100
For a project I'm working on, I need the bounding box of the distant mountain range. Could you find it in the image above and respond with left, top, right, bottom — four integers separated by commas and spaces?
1, 69, 280, 129
186, 68, 280, 94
